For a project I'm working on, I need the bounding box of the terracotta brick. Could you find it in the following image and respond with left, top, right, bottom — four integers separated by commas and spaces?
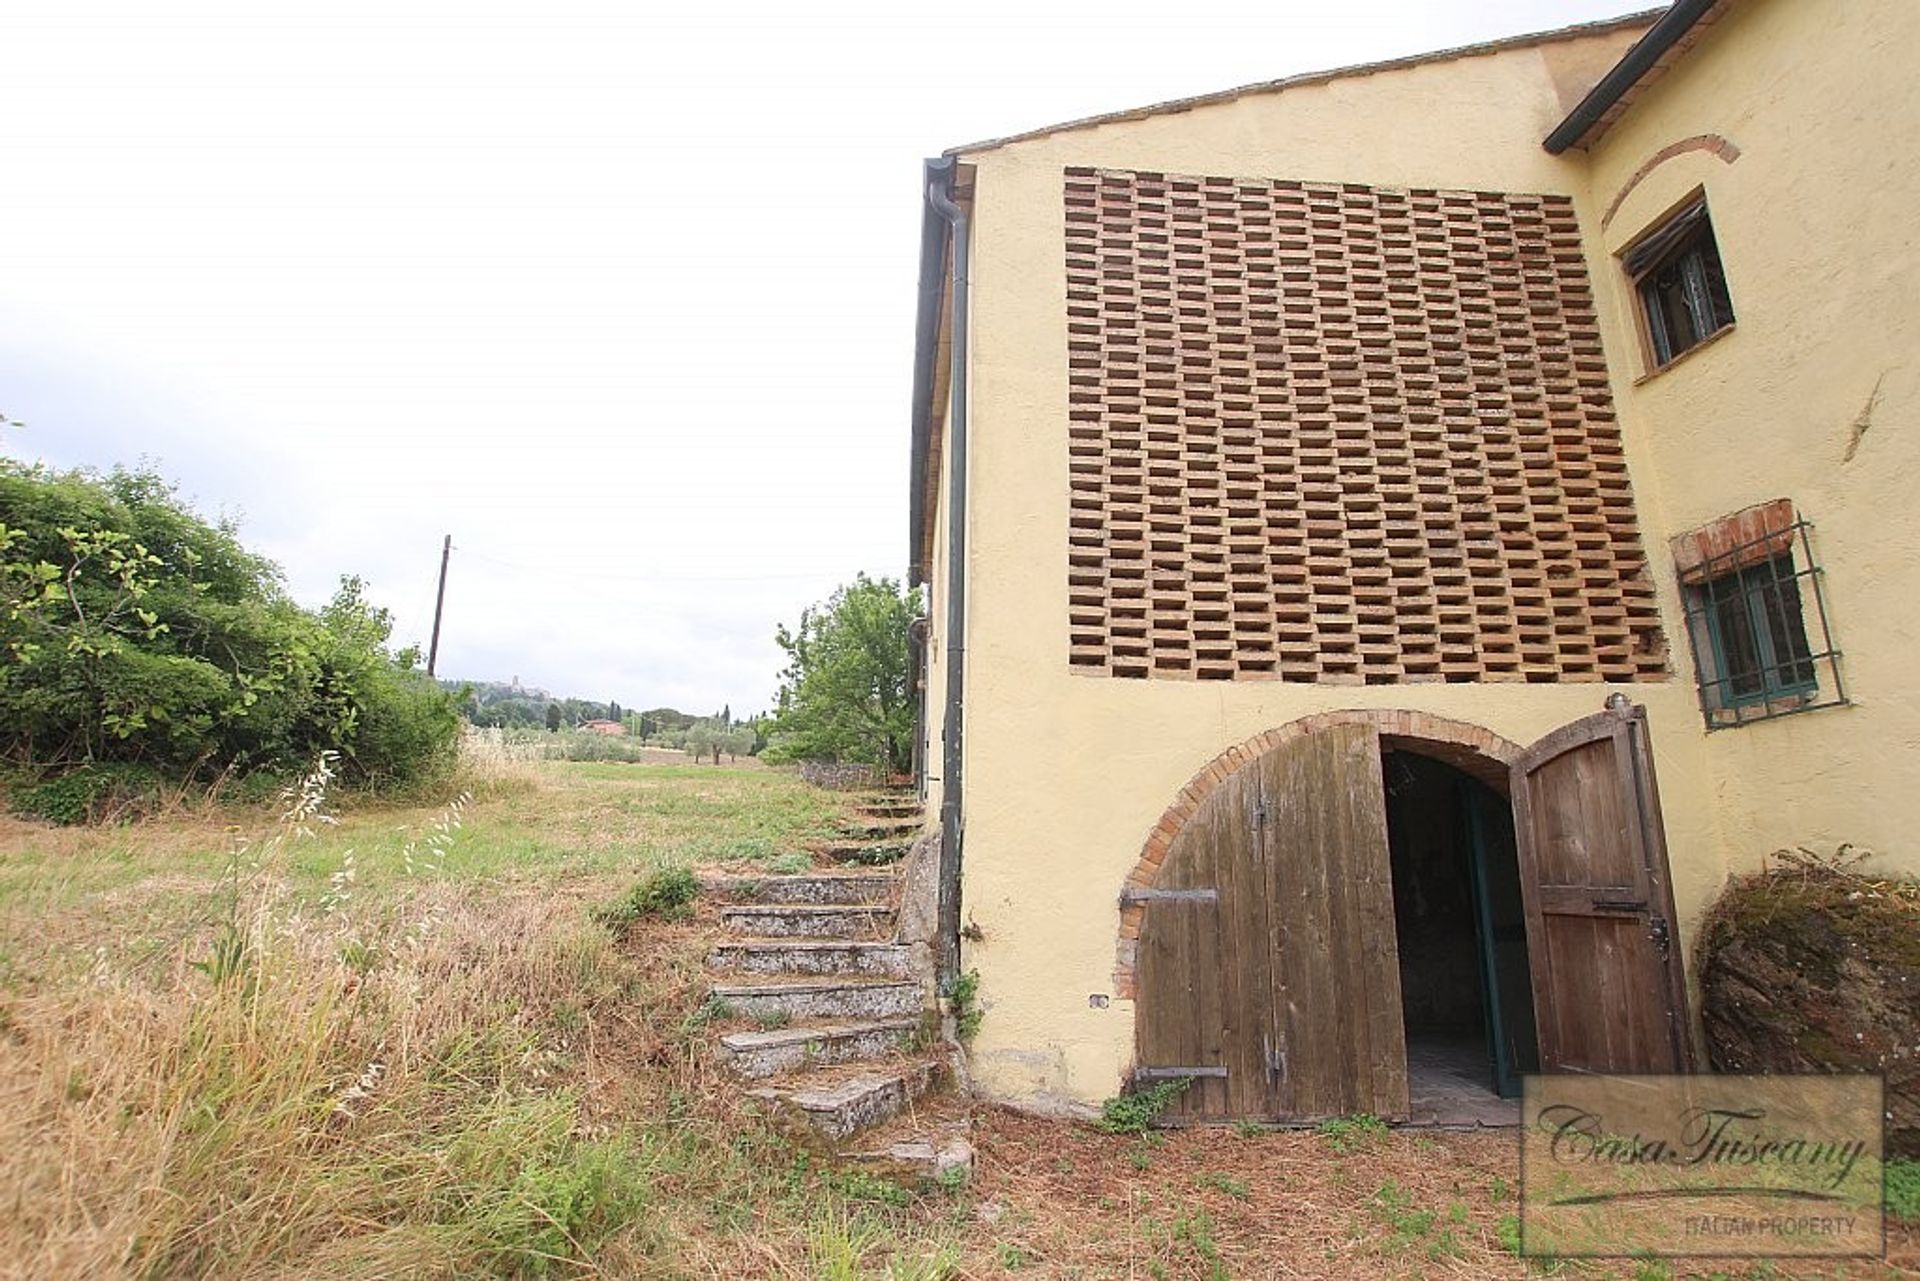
1670, 499, 1796, 584
1065, 167, 1667, 684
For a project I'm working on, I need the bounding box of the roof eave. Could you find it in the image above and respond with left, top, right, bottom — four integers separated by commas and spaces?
908, 157, 957, 588
943, 9, 1662, 160
1544, 0, 1730, 154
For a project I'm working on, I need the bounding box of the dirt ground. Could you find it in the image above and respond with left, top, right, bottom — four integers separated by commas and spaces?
950, 1107, 1918, 1281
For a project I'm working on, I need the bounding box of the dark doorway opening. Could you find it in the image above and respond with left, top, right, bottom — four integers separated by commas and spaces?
1382, 751, 1539, 1124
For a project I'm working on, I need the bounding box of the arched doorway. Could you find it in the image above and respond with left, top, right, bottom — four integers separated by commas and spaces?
1122, 704, 1691, 1125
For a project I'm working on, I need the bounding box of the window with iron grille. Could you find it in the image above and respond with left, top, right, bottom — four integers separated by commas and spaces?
1624, 195, 1735, 368
1675, 503, 1845, 728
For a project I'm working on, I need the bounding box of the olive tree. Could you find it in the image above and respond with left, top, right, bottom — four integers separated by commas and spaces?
763, 574, 919, 773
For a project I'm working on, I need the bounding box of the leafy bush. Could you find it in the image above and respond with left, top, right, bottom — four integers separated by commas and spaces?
595, 866, 700, 933
0, 461, 460, 800
10, 762, 164, 825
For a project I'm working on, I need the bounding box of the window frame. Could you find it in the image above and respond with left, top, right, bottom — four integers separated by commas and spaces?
1696, 554, 1818, 709
1677, 512, 1847, 730
1620, 192, 1736, 371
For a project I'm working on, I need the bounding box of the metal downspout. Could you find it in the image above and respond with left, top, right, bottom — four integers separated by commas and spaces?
928, 170, 968, 985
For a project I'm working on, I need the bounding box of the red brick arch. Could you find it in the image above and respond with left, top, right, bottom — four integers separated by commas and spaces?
1600, 133, 1741, 231
1112, 709, 1524, 998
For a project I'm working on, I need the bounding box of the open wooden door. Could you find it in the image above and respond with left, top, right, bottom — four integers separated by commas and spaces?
1510, 700, 1694, 1073
1134, 722, 1408, 1121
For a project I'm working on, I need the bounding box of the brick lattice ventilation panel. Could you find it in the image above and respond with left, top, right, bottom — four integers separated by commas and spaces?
1064, 167, 1669, 683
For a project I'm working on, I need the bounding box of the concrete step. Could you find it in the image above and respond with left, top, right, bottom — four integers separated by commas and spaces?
819, 841, 910, 866
717, 1017, 922, 1079
855, 802, 921, 820
703, 872, 899, 905
719, 903, 895, 939
837, 821, 917, 841
750, 1062, 941, 1142
707, 940, 911, 978
846, 1133, 975, 1181
709, 978, 923, 1022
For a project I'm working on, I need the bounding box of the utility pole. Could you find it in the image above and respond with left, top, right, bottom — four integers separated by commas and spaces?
426, 534, 452, 677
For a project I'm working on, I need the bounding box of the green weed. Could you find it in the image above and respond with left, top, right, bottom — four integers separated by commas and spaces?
1094, 1076, 1192, 1134
594, 865, 699, 933
1888, 1157, 1920, 1222
828, 1168, 912, 1208
1318, 1112, 1388, 1154
944, 968, 983, 1041
1196, 1171, 1250, 1199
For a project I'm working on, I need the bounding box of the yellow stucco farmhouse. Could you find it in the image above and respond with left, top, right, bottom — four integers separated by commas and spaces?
904, 0, 1920, 1123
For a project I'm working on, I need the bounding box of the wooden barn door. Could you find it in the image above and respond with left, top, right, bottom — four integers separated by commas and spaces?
1510, 701, 1694, 1074
1134, 722, 1409, 1122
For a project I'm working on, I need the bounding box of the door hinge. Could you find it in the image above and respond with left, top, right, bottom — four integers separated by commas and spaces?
1119, 887, 1219, 906
1134, 1066, 1229, 1081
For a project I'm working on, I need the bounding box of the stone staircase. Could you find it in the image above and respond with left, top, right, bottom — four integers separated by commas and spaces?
702, 792, 966, 1170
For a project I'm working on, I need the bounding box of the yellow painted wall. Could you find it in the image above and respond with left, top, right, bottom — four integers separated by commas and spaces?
1577, 0, 1920, 885
925, 5, 1917, 1113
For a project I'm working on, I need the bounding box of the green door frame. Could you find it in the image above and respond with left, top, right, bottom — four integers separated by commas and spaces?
1461, 782, 1527, 1099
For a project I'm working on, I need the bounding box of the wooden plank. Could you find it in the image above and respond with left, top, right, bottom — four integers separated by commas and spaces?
1344, 725, 1410, 1120
1210, 763, 1275, 1119
1235, 763, 1283, 1118
1268, 732, 1334, 1115
1259, 723, 1406, 1120
1625, 705, 1696, 1070
1138, 784, 1233, 1120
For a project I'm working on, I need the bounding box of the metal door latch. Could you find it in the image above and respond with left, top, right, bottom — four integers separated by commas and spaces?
1648, 915, 1672, 957
1263, 1032, 1287, 1085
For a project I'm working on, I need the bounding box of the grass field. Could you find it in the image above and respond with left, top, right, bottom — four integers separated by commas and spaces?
0, 757, 1911, 1279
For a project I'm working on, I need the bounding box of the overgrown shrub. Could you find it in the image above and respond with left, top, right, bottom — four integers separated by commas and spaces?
1696, 846, 1920, 1155
0, 461, 460, 802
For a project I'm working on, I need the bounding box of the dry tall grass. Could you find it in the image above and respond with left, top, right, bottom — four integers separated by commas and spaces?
0, 760, 656, 1279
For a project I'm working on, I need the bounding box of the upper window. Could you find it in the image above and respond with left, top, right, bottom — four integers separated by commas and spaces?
1624, 196, 1734, 368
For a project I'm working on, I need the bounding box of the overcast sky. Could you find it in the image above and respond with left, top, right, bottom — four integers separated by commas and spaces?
1, 0, 1641, 714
